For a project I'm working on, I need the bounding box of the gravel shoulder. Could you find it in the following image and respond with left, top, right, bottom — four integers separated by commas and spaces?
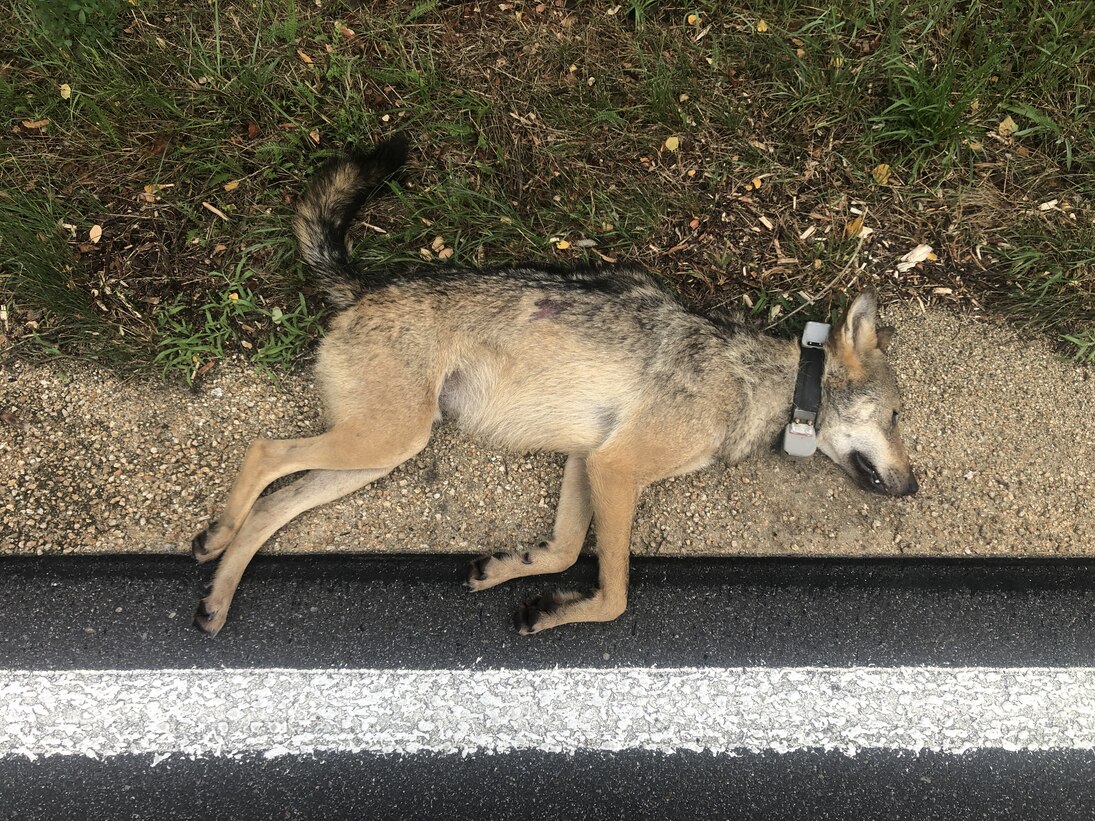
1, 302, 1091, 558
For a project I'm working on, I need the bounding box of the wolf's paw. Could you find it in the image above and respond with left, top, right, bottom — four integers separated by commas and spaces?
513, 590, 584, 635
192, 595, 227, 636
465, 546, 541, 592
191, 523, 223, 563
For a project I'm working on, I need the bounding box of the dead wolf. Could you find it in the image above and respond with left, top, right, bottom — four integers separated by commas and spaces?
192, 136, 918, 636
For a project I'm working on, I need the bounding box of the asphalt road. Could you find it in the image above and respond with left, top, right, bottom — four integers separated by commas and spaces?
2, 555, 1095, 819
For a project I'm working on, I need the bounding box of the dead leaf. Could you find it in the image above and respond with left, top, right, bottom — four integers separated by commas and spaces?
21, 118, 49, 130
223, 180, 240, 192
689, 218, 700, 230
144, 183, 172, 194
89, 225, 102, 243
247, 122, 261, 140
1038, 199, 1059, 211
338, 23, 356, 40
759, 216, 774, 230
687, 13, 699, 25
59, 84, 72, 100
297, 49, 314, 65
998, 115, 1018, 137
896, 244, 935, 273
308, 129, 321, 145
438, 247, 454, 260
871, 163, 891, 185
431, 236, 445, 251
240, 339, 253, 350
844, 216, 864, 239
196, 361, 217, 378
932, 287, 953, 295
419, 248, 432, 260
664, 136, 680, 152
555, 240, 571, 250
202, 201, 229, 221
751, 177, 763, 189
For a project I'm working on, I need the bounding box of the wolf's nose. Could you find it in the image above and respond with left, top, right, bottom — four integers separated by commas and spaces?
900, 473, 919, 497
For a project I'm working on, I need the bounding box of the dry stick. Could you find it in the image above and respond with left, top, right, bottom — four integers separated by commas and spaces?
764, 233, 869, 332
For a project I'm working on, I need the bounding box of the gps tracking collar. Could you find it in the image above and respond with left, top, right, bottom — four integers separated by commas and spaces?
782, 321, 831, 458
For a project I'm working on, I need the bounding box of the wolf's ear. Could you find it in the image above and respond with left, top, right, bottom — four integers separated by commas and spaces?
876, 325, 896, 353
837, 290, 880, 354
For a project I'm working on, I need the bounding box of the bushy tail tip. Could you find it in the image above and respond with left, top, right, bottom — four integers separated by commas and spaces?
293, 135, 410, 309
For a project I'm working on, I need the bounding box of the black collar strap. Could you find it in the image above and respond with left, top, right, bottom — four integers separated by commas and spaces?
782, 321, 831, 458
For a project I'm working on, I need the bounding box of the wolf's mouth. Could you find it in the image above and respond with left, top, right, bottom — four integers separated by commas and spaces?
851, 451, 888, 495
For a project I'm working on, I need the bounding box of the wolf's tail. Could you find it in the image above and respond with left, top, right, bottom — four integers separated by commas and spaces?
292, 135, 410, 309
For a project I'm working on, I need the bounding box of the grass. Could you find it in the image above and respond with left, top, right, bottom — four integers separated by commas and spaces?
1, 0, 1093, 378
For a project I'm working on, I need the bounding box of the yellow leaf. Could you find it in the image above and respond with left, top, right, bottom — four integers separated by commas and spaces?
664, 135, 680, 151
438, 247, 454, 260
223, 180, 240, 192
871, 163, 891, 185
59, 84, 72, 100
687, 13, 699, 25
844, 216, 864, 239
21, 118, 49, 130
555, 240, 571, 250
998, 115, 1018, 137
297, 49, 314, 65
89, 225, 102, 243
756, 19, 769, 32
229, 292, 240, 301
752, 177, 763, 189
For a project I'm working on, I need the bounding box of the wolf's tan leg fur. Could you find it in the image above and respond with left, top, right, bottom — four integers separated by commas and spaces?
193, 413, 433, 562
515, 450, 639, 634
194, 468, 390, 635
466, 454, 593, 592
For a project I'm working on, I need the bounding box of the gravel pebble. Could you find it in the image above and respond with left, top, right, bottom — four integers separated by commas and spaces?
0, 303, 1091, 557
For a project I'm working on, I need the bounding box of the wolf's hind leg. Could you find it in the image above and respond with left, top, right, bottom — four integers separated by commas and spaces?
193, 412, 431, 562
193, 467, 389, 635
466, 454, 592, 592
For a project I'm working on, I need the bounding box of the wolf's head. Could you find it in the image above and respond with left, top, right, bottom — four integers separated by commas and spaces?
817, 291, 919, 497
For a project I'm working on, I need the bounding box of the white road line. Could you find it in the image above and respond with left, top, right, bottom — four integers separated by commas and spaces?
3, 667, 1094, 760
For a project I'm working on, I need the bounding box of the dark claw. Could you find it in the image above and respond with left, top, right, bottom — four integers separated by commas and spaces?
491, 551, 508, 561
192, 599, 216, 634
521, 552, 533, 565
514, 601, 538, 633
469, 556, 489, 582
514, 592, 561, 634
191, 529, 209, 557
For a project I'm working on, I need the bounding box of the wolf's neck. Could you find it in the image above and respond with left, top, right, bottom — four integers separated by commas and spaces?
717, 334, 802, 464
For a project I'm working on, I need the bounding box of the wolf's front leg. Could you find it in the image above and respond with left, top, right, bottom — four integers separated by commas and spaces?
465, 454, 592, 591
514, 452, 638, 634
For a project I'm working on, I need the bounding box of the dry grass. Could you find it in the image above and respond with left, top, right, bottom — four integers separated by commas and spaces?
2, 0, 1093, 376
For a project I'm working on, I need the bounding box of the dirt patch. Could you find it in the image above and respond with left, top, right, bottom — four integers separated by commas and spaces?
1, 302, 1090, 558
